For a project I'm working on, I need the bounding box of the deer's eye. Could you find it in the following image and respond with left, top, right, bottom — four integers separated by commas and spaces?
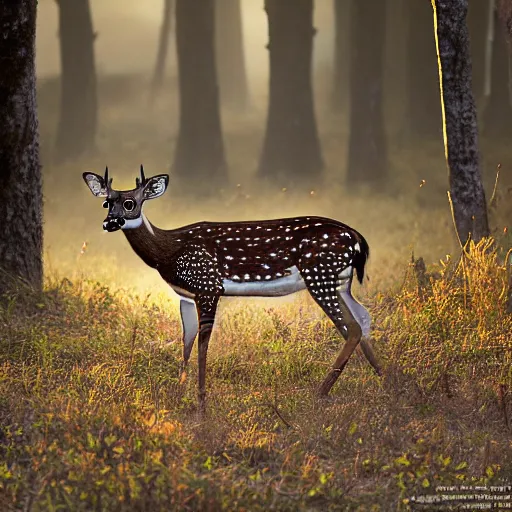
123, 199, 135, 211
102, 200, 109, 209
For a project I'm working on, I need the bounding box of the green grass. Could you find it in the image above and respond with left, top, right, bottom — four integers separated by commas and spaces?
0, 240, 510, 511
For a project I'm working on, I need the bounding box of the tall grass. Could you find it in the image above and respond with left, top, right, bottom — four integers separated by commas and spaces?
0, 239, 510, 511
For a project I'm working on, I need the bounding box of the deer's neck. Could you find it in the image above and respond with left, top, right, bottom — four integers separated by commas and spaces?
121, 212, 173, 269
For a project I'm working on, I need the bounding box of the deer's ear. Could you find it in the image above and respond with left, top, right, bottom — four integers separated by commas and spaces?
143, 174, 169, 200
83, 172, 108, 197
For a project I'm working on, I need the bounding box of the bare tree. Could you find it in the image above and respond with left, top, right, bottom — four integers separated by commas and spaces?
0, 0, 42, 292
150, 0, 174, 100
215, 0, 249, 110
173, 0, 227, 193
431, 0, 489, 242
55, 0, 97, 162
258, 0, 323, 185
346, 0, 387, 186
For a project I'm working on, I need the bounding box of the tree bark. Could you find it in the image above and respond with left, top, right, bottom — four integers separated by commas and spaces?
215, 0, 249, 110
346, 0, 387, 186
0, 0, 42, 292
55, 0, 97, 162
431, 0, 489, 243
173, 0, 227, 194
405, 0, 442, 141
481, 8, 512, 137
258, 0, 323, 185
150, 0, 174, 100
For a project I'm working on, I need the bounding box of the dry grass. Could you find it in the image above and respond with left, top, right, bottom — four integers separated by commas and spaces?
0, 73, 510, 510
0, 240, 511, 511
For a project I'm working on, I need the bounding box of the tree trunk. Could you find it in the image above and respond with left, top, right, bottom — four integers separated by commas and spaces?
497, 0, 512, 107
468, 0, 491, 104
405, 0, 441, 141
215, 0, 249, 110
0, 0, 42, 292
432, 0, 489, 243
173, 0, 227, 194
258, 0, 323, 185
331, 0, 351, 112
55, 0, 97, 162
150, 0, 174, 101
481, 9, 512, 138
385, 0, 407, 129
346, 0, 387, 186
497, 0, 512, 34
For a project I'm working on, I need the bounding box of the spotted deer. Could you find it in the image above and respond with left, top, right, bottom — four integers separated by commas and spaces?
83, 166, 381, 408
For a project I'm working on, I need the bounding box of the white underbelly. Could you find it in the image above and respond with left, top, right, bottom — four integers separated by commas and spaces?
222, 265, 306, 297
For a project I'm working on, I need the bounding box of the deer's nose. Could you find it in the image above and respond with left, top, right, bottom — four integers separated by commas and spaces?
103, 217, 123, 232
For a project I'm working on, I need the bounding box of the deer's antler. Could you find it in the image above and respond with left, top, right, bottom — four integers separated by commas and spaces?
136, 164, 146, 188
104, 166, 113, 189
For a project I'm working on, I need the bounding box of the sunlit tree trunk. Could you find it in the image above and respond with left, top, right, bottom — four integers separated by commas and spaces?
0, 0, 42, 292
258, 0, 323, 185
405, 0, 441, 140
55, 0, 97, 162
215, 0, 249, 110
173, 0, 227, 193
432, 0, 489, 242
150, 0, 174, 100
346, 0, 387, 186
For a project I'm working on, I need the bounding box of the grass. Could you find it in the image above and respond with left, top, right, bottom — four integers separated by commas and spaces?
1, 71, 511, 510
0, 239, 510, 511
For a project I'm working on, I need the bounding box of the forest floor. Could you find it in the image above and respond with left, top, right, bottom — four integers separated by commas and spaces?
0, 73, 511, 510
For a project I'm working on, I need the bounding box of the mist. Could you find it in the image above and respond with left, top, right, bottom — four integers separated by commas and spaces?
37, 0, 335, 82
34, 0, 510, 301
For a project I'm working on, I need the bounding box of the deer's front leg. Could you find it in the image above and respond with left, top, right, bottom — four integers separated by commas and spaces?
195, 294, 220, 411
179, 296, 199, 382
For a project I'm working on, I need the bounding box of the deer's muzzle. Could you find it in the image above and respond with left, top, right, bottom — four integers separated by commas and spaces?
103, 217, 125, 232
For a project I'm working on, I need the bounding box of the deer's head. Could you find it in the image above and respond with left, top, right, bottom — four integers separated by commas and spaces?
83, 166, 169, 232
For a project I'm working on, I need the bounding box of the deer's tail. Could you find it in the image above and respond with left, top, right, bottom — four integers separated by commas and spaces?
353, 232, 370, 285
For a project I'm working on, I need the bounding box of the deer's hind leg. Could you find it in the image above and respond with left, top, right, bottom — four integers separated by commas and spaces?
299, 263, 379, 395
339, 288, 381, 376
